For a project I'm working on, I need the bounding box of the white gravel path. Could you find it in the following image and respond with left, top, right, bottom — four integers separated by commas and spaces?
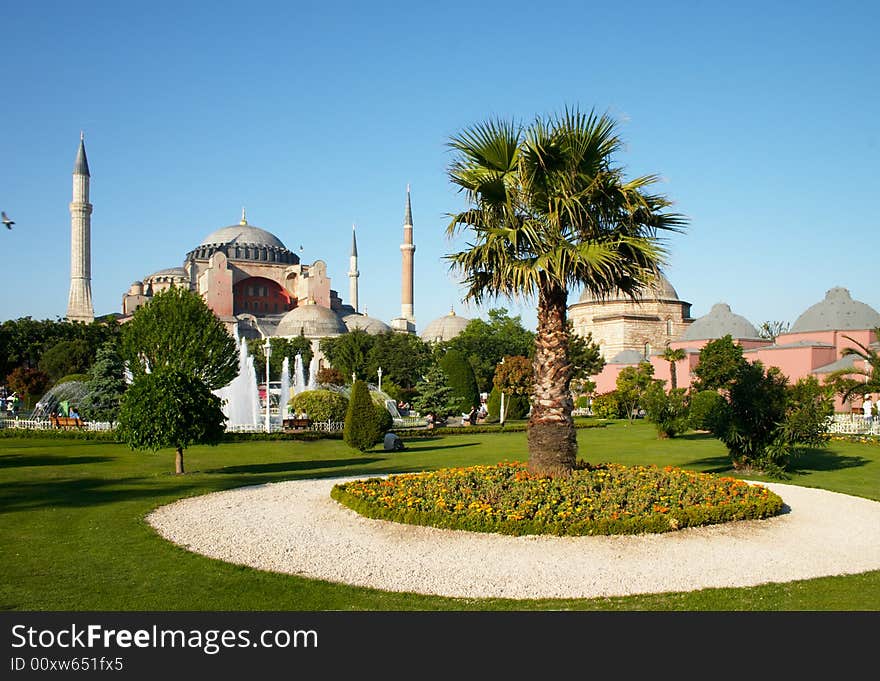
146, 477, 880, 600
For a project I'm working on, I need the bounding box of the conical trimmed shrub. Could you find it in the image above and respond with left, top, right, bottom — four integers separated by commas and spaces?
344, 380, 382, 451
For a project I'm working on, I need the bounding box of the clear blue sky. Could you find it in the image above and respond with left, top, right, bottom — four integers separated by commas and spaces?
2, 0, 878, 332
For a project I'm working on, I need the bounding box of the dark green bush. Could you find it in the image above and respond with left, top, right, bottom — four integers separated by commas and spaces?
438, 349, 480, 414
344, 380, 382, 451
688, 389, 725, 431
485, 386, 529, 422
643, 385, 689, 438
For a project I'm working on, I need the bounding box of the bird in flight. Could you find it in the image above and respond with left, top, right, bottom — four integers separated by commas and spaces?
1, 212, 14, 230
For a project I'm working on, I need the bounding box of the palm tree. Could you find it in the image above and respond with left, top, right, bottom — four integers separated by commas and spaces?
446, 108, 686, 476
827, 329, 880, 402
661, 344, 687, 391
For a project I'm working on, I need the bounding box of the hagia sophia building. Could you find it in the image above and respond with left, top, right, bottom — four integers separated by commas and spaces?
65, 135, 878, 408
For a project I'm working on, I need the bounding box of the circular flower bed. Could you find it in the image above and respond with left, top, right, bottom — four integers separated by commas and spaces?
331, 462, 784, 536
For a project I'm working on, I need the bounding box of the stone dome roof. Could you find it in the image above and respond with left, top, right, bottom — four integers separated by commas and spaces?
342, 313, 391, 335
576, 271, 680, 304
680, 303, 761, 341
276, 302, 347, 338
609, 349, 647, 364
420, 309, 471, 342
199, 223, 286, 249
791, 287, 880, 333
145, 267, 188, 281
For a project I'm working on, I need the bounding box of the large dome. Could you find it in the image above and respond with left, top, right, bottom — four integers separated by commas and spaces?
276, 302, 347, 338
791, 287, 880, 334
420, 309, 470, 342
680, 303, 761, 341
199, 221, 286, 249
342, 313, 391, 335
577, 271, 680, 304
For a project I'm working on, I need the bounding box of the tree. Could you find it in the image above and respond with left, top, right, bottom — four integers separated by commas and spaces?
758, 320, 790, 342
79, 342, 127, 423
366, 331, 432, 391
661, 343, 687, 391
289, 389, 349, 422
319, 330, 375, 382
693, 335, 747, 392
412, 365, 459, 421
316, 367, 346, 386
446, 108, 684, 476
116, 368, 226, 474
248, 335, 313, 381
444, 309, 535, 392
6, 367, 50, 411
38, 339, 94, 383
567, 322, 604, 393
826, 329, 880, 402
616, 362, 660, 424
438, 349, 480, 414
343, 380, 383, 451
121, 286, 237, 391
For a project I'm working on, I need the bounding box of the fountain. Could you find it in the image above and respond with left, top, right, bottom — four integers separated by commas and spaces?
293, 354, 306, 395
279, 357, 291, 419
215, 333, 261, 428
32, 381, 91, 420
307, 354, 319, 391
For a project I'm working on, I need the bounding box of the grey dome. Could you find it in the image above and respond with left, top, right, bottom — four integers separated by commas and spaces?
420, 309, 470, 342
609, 349, 647, 364
577, 271, 680, 304
681, 303, 761, 341
146, 266, 188, 280
342, 313, 391, 335
791, 287, 880, 334
276, 303, 347, 338
199, 224, 286, 249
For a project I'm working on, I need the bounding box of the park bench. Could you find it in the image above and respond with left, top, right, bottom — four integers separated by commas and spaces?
49, 415, 84, 429
282, 418, 312, 432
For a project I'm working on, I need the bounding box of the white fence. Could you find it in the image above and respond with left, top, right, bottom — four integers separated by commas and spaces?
825, 413, 880, 436
0, 418, 114, 431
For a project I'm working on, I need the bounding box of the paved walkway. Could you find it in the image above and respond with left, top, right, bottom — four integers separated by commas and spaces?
147, 478, 880, 600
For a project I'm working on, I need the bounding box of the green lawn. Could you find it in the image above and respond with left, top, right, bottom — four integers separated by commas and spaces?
1, 421, 878, 611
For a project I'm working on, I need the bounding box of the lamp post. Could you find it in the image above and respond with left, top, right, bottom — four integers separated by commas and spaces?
499, 357, 506, 426
377, 367, 383, 392
264, 335, 272, 433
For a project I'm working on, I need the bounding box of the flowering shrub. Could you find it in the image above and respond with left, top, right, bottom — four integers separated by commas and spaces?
331, 462, 783, 536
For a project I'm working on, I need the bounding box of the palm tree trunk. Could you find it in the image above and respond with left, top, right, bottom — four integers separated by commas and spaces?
669, 361, 677, 391
528, 282, 577, 477
175, 446, 185, 475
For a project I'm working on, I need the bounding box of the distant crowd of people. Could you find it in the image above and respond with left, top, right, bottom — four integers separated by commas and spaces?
0, 387, 21, 416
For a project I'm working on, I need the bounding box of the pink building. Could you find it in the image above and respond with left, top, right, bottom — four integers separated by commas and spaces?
586, 286, 879, 413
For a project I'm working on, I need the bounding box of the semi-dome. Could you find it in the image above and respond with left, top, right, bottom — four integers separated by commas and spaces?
680, 303, 761, 341
145, 266, 188, 280
420, 309, 470, 342
577, 271, 680, 304
791, 287, 880, 334
342, 313, 391, 335
276, 302, 347, 338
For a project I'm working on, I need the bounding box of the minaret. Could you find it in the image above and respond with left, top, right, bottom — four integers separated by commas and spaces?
391, 185, 416, 332
348, 224, 359, 313
66, 132, 95, 323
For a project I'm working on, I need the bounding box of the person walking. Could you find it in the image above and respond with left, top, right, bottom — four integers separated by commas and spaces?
864, 396, 874, 428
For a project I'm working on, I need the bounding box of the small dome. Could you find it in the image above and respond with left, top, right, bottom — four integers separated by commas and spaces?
791, 287, 880, 334
276, 302, 347, 338
681, 303, 761, 341
199, 223, 286, 249
577, 271, 680, 304
609, 349, 647, 364
342, 313, 391, 335
420, 309, 470, 342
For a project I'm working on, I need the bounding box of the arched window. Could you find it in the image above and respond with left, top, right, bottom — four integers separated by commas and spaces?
666, 319, 673, 336
644, 342, 651, 358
